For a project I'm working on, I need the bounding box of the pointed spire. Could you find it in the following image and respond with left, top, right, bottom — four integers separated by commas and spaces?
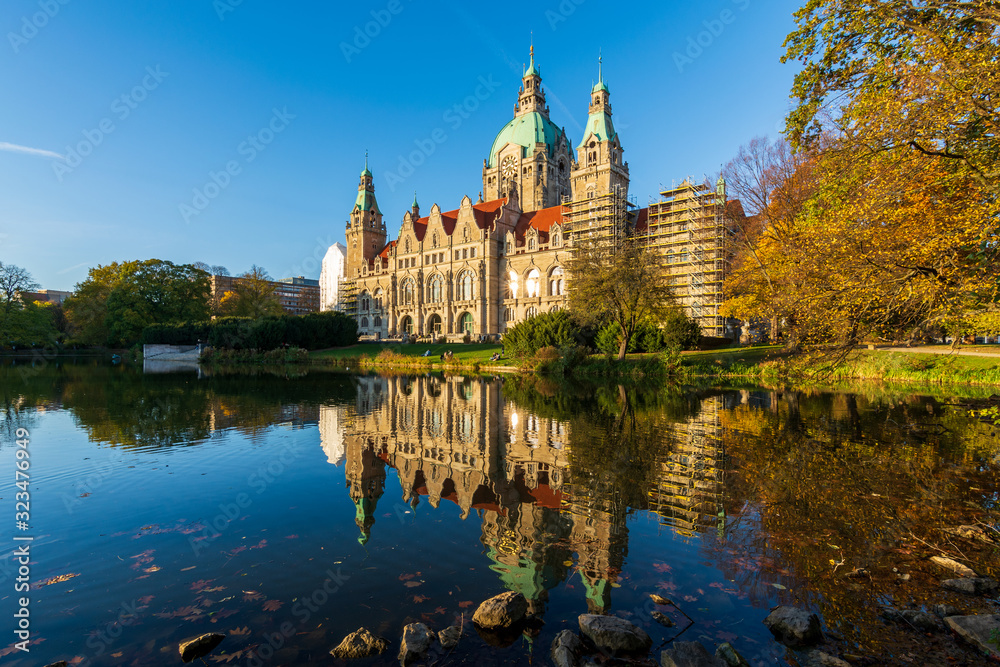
412, 191, 419, 209
361, 150, 372, 177
599, 48, 603, 84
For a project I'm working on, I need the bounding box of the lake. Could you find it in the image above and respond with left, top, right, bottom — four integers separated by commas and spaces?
1, 361, 998, 665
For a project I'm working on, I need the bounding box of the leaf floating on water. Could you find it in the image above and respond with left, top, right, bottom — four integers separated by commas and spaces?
403, 581, 423, 588
144, 566, 161, 573
242, 591, 264, 602
181, 566, 197, 572
772, 583, 787, 590
458, 601, 474, 608
262, 600, 283, 612
230, 627, 251, 637
413, 594, 429, 603
563, 560, 574, 567
35, 573, 81, 588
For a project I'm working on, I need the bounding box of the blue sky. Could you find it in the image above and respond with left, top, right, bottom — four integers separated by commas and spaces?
1, 0, 802, 290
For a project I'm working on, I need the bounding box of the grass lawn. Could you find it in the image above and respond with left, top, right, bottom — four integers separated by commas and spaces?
681, 345, 787, 367
312, 343, 505, 365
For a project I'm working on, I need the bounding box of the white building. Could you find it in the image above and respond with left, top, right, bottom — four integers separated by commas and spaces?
320, 242, 346, 312
319, 404, 346, 466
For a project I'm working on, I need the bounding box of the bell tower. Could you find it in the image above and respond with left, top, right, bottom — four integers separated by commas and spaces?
345, 154, 387, 278
570, 55, 629, 202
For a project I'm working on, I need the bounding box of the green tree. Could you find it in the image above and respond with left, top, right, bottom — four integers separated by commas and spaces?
216, 265, 283, 319
0, 262, 40, 332
65, 260, 210, 347
567, 238, 674, 361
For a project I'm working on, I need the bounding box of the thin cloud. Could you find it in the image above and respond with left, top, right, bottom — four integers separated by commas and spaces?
0, 142, 65, 161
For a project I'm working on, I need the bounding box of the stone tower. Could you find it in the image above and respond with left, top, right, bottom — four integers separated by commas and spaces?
345, 156, 387, 278
570, 56, 629, 202
482, 48, 573, 212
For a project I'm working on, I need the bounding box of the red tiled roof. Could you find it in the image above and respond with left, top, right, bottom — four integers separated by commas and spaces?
515, 204, 564, 237
472, 197, 507, 229
378, 240, 397, 259
409, 197, 507, 241
634, 207, 649, 234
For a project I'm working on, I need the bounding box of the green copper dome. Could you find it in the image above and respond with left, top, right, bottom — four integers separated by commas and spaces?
488, 112, 566, 167
592, 80, 609, 94
576, 110, 617, 151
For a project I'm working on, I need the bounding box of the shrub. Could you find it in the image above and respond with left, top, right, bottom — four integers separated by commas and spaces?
143, 311, 358, 351
596, 311, 701, 355
503, 311, 587, 357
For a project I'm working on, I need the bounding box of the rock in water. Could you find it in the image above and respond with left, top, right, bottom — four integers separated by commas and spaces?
715, 642, 751, 667
178, 633, 225, 663
881, 609, 940, 632
661, 641, 725, 666
945, 615, 1000, 660
43, 663, 68, 667
930, 556, 977, 578
398, 622, 434, 665
803, 651, 851, 667
763, 607, 822, 647
550, 629, 583, 667
438, 625, 462, 649
652, 611, 675, 627
942, 577, 999, 595
472, 591, 528, 629
932, 604, 960, 618
330, 627, 389, 659
578, 614, 652, 654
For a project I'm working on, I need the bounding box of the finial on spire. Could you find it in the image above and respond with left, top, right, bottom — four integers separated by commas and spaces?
365, 149, 368, 170
598, 48, 603, 83
412, 191, 419, 208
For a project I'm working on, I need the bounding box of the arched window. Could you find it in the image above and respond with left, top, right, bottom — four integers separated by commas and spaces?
374, 316, 382, 327
401, 279, 415, 306
507, 270, 519, 299
427, 275, 443, 303
457, 271, 475, 301
400, 315, 413, 334
359, 291, 371, 311
459, 312, 474, 334
373, 288, 383, 310
526, 269, 540, 298
404, 238, 411, 253
504, 306, 515, 322
552, 232, 561, 247
526, 306, 539, 319
360, 317, 369, 328
549, 267, 564, 296
528, 237, 536, 251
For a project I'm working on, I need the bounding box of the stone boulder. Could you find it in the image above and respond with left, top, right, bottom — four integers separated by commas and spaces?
472, 591, 528, 630
330, 627, 389, 659
578, 614, 652, 655
930, 556, 977, 578
661, 641, 725, 666
881, 608, 941, 632
763, 606, 822, 647
398, 622, 434, 665
942, 577, 999, 595
438, 625, 462, 649
932, 604, 959, 618
945, 615, 1000, 661
178, 633, 225, 663
550, 629, 583, 667
715, 642, 751, 667
803, 651, 850, 667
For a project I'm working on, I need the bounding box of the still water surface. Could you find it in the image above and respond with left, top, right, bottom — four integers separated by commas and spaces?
1, 362, 997, 665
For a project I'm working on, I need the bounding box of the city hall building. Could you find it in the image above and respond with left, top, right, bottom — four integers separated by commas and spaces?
334, 50, 736, 341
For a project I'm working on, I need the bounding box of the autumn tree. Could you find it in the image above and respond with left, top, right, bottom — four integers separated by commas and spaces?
720, 137, 818, 343
65, 260, 211, 347
783, 0, 1000, 196
567, 238, 674, 360
216, 265, 283, 319
0, 262, 40, 326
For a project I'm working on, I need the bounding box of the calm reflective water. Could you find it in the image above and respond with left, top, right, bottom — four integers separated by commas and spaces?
1, 362, 998, 666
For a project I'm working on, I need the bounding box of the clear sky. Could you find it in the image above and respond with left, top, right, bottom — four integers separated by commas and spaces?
1, 0, 802, 290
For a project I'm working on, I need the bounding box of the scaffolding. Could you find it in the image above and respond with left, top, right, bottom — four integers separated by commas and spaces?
561, 184, 634, 249
340, 279, 359, 317
644, 180, 731, 338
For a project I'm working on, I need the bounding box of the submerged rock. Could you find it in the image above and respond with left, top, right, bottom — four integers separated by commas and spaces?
550, 629, 583, 667
578, 614, 652, 654
941, 577, 999, 595
881, 608, 941, 632
803, 651, 851, 667
472, 591, 528, 629
178, 633, 225, 663
944, 525, 996, 544
763, 606, 822, 647
438, 625, 462, 649
398, 622, 434, 665
330, 627, 389, 659
661, 641, 724, 666
651, 610, 675, 627
932, 604, 960, 618
715, 642, 751, 667
944, 615, 1000, 661
930, 556, 976, 578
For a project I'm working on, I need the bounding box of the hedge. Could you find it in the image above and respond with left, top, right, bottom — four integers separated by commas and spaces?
142, 312, 358, 351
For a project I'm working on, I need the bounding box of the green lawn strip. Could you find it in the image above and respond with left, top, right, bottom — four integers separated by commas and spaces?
312, 343, 507, 366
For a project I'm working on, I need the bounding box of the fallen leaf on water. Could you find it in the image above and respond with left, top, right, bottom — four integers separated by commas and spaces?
772, 583, 787, 590
404, 581, 423, 588
399, 573, 415, 581
144, 566, 161, 573
458, 601, 474, 609
230, 626, 251, 637
182, 566, 197, 571
35, 573, 81, 588
413, 595, 429, 603
262, 600, 283, 612
243, 591, 264, 602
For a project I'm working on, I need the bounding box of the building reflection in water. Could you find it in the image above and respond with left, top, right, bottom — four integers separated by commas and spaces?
333, 375, 730, 617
